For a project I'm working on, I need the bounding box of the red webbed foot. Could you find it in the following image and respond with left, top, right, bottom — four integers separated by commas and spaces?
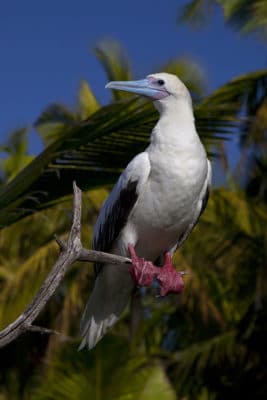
156, 252, 185, 296
128, 245, 158, 287
128, 246, 185, 296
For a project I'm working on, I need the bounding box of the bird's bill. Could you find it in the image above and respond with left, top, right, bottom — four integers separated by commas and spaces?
105, 78, 168, 100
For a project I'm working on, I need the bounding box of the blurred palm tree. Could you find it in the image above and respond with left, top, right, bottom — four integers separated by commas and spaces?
0, 127, 34, 183
0, 39, 208, 399
0, 38, 267, 399
179, 1, 267, 199
178, 0, 267, 39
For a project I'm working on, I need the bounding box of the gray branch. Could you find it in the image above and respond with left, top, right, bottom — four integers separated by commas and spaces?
0, 182, 131, 348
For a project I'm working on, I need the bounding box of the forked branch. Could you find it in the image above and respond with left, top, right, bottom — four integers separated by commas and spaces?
0, 182, 131, 348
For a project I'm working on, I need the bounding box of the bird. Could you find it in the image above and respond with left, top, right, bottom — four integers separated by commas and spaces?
79, 72, 211, 350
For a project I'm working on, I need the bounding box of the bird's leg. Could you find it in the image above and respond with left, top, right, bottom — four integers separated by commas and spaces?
128, 246, 185, 296
156, 252, 185, 297
128, 245, 158, 287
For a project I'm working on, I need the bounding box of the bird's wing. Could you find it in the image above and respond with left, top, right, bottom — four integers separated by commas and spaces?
197, 159, 212, 218
93, 152, 151, 274
174, 159, 212, 252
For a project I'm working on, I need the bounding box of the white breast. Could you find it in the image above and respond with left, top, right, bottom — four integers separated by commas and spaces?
118, 140, 208, 261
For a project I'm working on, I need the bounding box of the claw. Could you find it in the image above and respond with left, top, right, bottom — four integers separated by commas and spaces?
128, 246, 185, 296
128, 245, 158, 286
179, 271, 190, 276
157, 252, 185, 296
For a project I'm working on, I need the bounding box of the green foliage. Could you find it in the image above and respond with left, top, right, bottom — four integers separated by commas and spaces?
35, 81, 100, 147
178, 0, 215, 29
159, 57, 207, 101
78, 80, 100, 119
0, 68, 266, 228
0, 189, 105, 330
1, 37, 267, 400
35, 103, 78, 146
0, 128, 34, 183
178, 0, 267, 39
93, 40, 133, 101
31, 338, 176, 400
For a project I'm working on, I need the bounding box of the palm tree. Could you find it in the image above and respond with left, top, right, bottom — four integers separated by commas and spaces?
162, 187, 267, 399
0, 40, 207, 399
0, 39, 267, 399
0, 127, 34, 184
178, 0, 267, 39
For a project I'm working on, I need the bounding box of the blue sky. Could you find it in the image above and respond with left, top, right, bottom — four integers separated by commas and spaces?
0, 0, 266, 157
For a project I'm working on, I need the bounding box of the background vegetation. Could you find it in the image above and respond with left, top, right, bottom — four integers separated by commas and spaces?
0, 2, 267, 398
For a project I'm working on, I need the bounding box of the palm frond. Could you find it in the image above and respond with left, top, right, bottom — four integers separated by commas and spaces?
93, 39, 133, 101
178, 0, 267, 38
0, 127, 34, 182
0, 238, 60, 328
35, 82, 101, 147
78, 80, 100, 119
196, 69, 267, 141
0, 188, 105, 329
31, 339, 176, 400
0, 99, 147, 227
0, 70, 267, 228
35, 103, 78, 146
222, 0, 267, 38
160, 57, 207, 101
169, 331, 238, 396
180, 187, 267, 324
178, 0, 214, 28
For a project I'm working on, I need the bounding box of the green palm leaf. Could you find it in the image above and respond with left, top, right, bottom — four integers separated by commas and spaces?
31, 338, 176, 400
35, 103, 78, 146
93, 40, 133, 101
78, 80, 100, 119
178, 0, 267, 38
169, 331, 237, 397
0, 70, 266, 228
159, 58, 207, 102
36, 81, 100, 147
0, 127, 34, 183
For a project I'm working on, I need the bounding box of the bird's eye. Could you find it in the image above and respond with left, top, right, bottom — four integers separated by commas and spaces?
157, 79, 165, 86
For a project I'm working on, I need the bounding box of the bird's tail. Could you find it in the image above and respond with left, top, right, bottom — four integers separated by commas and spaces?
79, 264, 133, 350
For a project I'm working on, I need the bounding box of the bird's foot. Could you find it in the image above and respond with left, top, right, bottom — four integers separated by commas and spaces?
128, 245, 158, 286
128, 246, 185, 296
156, 252, 185, 297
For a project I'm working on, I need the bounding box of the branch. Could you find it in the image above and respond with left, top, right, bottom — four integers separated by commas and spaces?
0, 182, 131, 348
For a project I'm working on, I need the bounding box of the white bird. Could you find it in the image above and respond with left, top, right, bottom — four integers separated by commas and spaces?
80, 72, 211, 350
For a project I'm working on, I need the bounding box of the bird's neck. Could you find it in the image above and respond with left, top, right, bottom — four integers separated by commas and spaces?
150, 97, 198, 147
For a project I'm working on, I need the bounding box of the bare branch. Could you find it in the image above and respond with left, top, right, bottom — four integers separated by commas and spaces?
0, 182, 131, 349
27, 325, 74, 342
78, 248, 131, 264
27, 325, 63, 336
54, 234, 67, 250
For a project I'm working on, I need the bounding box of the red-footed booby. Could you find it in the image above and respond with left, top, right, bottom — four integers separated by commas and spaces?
80, 73, 211, 350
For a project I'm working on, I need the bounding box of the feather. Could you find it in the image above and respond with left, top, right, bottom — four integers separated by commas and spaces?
80, 72, 212, 350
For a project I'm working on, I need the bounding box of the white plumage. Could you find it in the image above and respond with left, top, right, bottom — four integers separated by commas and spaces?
80, 73, 211, 350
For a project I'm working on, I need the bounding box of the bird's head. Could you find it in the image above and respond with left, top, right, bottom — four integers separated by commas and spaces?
105, 72, 191, 107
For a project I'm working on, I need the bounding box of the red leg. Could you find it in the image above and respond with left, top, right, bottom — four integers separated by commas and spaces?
128, 246, 185, 296
128, 245, 158, 287
156, 252, 184, 296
